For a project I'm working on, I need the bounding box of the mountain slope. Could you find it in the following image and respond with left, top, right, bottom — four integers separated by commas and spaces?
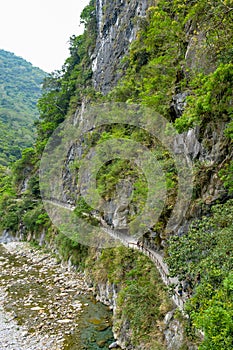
0, 49, 47, 165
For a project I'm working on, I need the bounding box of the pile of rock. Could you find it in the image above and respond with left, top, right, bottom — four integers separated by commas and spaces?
0, 242, 92, 349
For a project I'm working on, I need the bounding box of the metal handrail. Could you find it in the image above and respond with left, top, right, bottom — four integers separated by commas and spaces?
44, 199, 185, 311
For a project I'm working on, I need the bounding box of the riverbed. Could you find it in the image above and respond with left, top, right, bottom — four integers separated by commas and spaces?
0, 242, 115, 349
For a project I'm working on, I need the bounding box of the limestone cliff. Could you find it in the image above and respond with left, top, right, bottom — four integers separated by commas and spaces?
92, 0, 149, 94
41, 1, 232, 349
1, 1, 233, 349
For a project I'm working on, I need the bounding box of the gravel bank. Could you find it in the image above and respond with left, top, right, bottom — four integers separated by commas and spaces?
0, 289, 57, 350
0, 241, 91, 349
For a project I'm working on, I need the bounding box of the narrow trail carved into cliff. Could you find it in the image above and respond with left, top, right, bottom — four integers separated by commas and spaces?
102, 226, 185, 311
44, 200, 185, 311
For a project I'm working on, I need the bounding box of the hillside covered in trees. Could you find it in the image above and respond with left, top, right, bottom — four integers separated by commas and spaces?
0, 49, 46, 165
0, 1, 233, 349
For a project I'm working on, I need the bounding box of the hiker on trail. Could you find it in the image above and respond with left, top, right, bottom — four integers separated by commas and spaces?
195, 272, 201, 285
178, 283, 183, 297
183, 276, 193, 297
137, 239, 144, 250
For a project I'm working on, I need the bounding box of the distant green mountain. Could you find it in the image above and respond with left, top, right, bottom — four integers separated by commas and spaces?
0, 49, 47, 165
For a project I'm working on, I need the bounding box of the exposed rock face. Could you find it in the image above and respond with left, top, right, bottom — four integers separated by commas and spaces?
173, 126, 202, 161
94, 280, 197, 350
185, 30, 216, 74
94, 281, 134, 350
170, 92, 189, 119
104, 180, 134, 230
95, 281, 118, 311
9, 2, 232, 350
54, 3, 231, 347
173, 121, 231, 236
0, 230, 17, 244
198, 122, 231, 204
92, 0, 149, 94
163, 311, 185, 350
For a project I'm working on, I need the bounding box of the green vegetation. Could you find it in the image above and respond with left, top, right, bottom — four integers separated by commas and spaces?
0, 49, 46, 165
0, 1, 97, 267
110, 1, 185, 115
219, 161, 233, 194
0, 1, 96, 210
166, 200, 233, 349
110, 0, 233, 134
0, 0, 233, 349
86, 246, 172, 349
55, 232, 88, 268
36, 0, 97, 153
175, 64, 233, 132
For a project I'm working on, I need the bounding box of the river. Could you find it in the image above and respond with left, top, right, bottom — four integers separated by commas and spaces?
0, 240, 116, 350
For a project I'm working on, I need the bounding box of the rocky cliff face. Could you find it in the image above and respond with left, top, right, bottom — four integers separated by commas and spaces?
92, 0, 149, 94
86, 2, 231, 349
48, 2, 231, 348
3, 1, 232, 349
173, 122, 231, 237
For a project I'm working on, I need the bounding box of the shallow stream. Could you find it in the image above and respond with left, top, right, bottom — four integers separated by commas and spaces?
0, 242, 115, 349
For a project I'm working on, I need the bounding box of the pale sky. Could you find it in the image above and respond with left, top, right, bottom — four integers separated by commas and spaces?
0, 0, 90, 73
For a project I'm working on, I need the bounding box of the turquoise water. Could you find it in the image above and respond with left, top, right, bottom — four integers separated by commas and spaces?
65, 295, 115, 349
0, 243, 115, 350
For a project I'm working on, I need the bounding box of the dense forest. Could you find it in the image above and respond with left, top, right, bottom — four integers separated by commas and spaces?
0, 49, 46, 165
0, 0, 233, 349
